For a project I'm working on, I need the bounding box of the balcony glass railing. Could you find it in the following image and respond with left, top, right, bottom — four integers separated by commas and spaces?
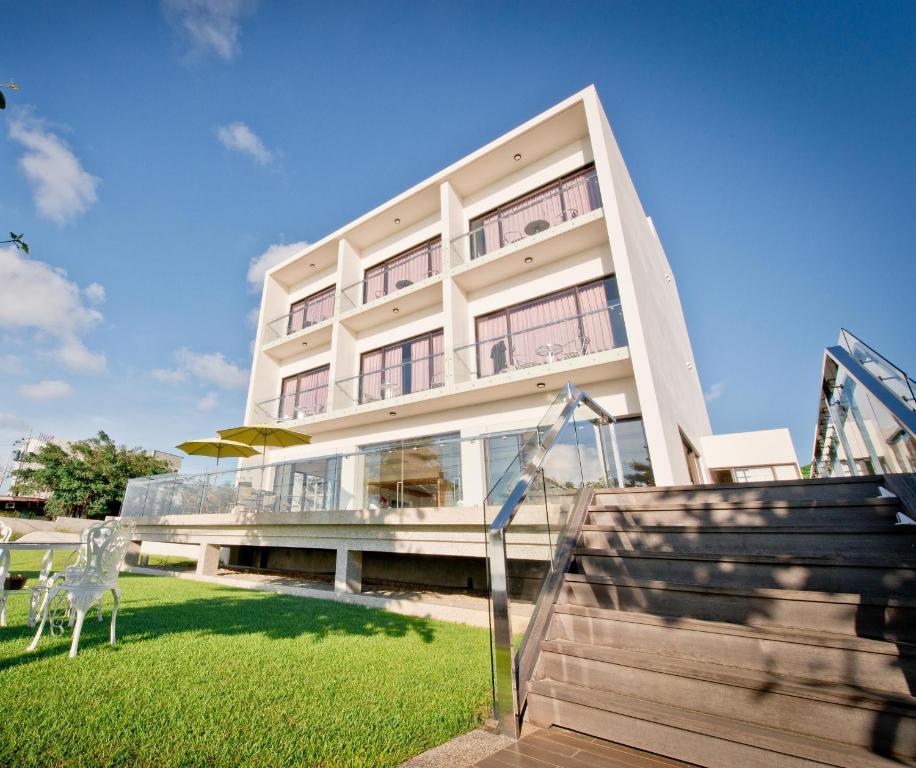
839, 329, 916, 411
121, 458, 343, 518
265, 291, 336, 341
451, 169, 601, 265
335, 352, 446, 407
453, 305, 626, 384
255, 384, 329, 424
812, 331, 916, 478
341, 240, 442, 311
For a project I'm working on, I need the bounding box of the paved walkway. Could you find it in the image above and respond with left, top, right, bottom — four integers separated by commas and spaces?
474, 727, 695, 768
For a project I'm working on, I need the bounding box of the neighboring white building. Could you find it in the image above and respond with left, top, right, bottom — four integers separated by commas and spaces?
700, 429, 801, 483
126, 86, 803, 592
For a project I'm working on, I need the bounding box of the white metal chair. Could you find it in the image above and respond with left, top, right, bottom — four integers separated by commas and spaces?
28, 519, 133, 658
562, 336, 591, 359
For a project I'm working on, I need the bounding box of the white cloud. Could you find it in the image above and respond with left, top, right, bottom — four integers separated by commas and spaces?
18, 380, 74, 401
152, 368, 188, 384
152, 347, 248, 390
162, 0, 258, 61
704, 381, 726, 403
84, 283, 106, 305
0, 413, 29, 433
217, 122, 274, 164
53, 338, 108, 374
7, 110, 100, 224
246, 307, 260, 327
246, 241, 308, 290
0, 245, 107, 375
197, 391, 218, 412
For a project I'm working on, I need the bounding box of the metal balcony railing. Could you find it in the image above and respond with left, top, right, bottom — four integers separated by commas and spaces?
451, 169, 601, 265
453, 305, 626, 384
341, 240, 442, 311
335, 352, 445, 407
255, 385, 329, 424
265, 290, 336, 341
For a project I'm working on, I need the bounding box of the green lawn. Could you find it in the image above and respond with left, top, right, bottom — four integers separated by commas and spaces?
1, 551, 492, 768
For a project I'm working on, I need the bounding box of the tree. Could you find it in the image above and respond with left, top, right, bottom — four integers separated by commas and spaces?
12, 431, 173, 518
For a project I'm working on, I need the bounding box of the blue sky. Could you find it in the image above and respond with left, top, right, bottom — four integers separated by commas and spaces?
1, 0, 914, 480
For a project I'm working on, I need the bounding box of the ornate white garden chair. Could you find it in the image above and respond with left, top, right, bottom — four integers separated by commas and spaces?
27, 518, 133, 658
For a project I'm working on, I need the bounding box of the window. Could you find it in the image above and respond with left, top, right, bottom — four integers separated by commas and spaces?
359, 330, 444, 403
363, 237, 442, 303
733, 467, 775, 483
468, 164, 601, 259
475, 276, 626, 376
279, 365, 330, 420
288, 285, 335, 334
361, 433, 461, 509
483, 416, 654, 502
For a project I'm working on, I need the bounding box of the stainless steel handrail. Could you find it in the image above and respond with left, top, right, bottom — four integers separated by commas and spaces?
486, 383, 614, 736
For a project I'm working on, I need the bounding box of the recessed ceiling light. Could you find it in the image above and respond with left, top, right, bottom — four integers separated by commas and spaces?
536, 382, 546, 389
301, 341, 308, 346
389, 411, 397, 416
309, 263, 316, 268
392, 308, 399, 314
394, 217, 401, 224
514, 153, 522, 162
524, 256, 533, 264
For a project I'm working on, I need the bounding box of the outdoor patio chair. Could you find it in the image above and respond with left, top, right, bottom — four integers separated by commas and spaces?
563, 336, 591, 359
27, 518, 133, 658
510, 346, 536, 369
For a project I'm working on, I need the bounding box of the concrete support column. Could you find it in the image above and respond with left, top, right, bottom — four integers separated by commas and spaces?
335, 548, 363, 593
196, 543, 221, 576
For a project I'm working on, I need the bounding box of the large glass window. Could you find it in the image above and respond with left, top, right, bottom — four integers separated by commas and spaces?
363, 237, 442, 303
272, 456, 341, 513
361, 433, 461, 509
475, 276, 626, 377
279, 365, 329, 420
359, 330, 445, 403
483, 415, 654, 501
468, 164, 601, 259
288, 285, 335, 333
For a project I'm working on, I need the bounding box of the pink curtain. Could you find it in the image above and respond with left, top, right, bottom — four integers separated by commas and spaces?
560, 168, 601, 220
280, 376, 298, 419
296, 366, 329, 416
430, 332, 444, 386
509, 290, 578, 364
288, 301, 306, 333
305, 287, 334, 325
577, 281, 615, 353
360, 350, 384, 402
498, 183, 564, 244
363, 239, 442, 303
408, 336, 430, 392
476, 313, 510, 377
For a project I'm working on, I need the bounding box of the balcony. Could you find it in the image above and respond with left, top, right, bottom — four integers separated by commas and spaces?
341, 239, 441, 310
255, 384, 329, 425
335, 352, 446, 409
451, 167, 601, 266
454, 305, 627, 385
263, 289, 336, 357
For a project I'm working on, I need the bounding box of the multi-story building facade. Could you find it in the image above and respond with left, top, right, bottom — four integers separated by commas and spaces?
125, 86, 718, 593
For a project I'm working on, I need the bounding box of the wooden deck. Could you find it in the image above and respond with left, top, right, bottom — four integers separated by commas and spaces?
474, 726, 695, 768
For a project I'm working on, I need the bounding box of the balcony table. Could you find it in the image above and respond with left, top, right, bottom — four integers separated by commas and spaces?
395, 279, 413, 290
524, 218, 550, 236
536, 343, 564, 363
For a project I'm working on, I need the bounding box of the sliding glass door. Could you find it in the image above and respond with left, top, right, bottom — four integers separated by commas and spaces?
362, 433, 461, 509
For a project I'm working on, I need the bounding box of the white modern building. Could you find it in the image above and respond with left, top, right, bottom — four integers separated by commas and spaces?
124, 86, 798, 593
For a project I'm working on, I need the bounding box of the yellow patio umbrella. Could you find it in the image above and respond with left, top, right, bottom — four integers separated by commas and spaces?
216, 424, 311, 469
175, 438, 260, 471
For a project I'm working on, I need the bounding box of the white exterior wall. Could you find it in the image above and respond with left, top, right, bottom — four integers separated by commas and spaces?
240, 86, 710, 491
700, 429, 801, 478
583, 96, 711, 485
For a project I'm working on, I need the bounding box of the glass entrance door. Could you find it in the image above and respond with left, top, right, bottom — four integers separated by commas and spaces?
363, 433, 461, 509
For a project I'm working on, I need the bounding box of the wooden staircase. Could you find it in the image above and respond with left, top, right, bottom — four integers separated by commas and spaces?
525, 476, 916, 767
